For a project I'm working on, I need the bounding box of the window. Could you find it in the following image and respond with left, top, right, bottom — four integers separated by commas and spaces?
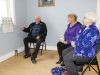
0, 0, 15, 26
0, 0, 7, 18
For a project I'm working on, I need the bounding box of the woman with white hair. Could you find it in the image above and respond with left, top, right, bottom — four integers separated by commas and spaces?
62, 12, 100, 75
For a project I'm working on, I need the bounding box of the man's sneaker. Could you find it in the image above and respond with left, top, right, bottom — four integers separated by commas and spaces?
24, 53, 31, 58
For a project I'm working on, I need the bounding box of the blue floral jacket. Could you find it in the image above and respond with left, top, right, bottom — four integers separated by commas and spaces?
74, 24, 100, 58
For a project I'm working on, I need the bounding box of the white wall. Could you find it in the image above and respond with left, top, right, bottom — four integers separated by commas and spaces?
0, 0, 27, 56
0, 0, 98, 61
26, 0, 97, 46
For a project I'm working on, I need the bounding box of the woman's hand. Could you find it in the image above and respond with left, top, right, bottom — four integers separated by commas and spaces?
59, 35, 67, 44
60, 38, 67, 44
71, 41, 75, 47
62, 41, 67, 44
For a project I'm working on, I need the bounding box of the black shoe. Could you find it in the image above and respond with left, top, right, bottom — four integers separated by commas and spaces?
61, 62, 65, 66
31, 59, 37, 64
24, 53, 31, 59
56, 61, 62, 64
77, 66, 83, 72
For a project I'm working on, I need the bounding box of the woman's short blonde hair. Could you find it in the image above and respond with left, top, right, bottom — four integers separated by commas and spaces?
68, 13, 78, 21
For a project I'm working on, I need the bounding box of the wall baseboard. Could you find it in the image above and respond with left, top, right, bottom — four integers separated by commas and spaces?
0, 47, 24, 63
46, 46, 57, 51
0, 46, 57, 63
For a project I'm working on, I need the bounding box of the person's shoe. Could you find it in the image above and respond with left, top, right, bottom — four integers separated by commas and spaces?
77, 66, 83, 72
56, 61, 62, 64
24, 53, 31, 59
31, 59, 37, 64
61, 62, 65, 66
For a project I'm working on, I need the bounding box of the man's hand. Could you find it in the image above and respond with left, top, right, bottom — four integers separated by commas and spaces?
71, 41, 75, 47
22, 27, 26, 31
36, 36, 40, 40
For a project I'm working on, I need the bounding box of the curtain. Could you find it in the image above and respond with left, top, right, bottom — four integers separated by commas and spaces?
0, 0, 15, 27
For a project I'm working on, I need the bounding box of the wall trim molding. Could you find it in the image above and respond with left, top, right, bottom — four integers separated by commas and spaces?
0, 46, 57, 62
46, 46, 57, 51
0, 47, 24, 63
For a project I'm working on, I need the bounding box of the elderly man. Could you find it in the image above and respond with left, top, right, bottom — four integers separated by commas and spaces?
23, 16, 47, 64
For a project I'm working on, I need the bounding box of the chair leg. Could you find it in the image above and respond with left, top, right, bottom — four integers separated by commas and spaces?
30, 43, 31, 47
90, 65, 98, 73
81, 64, 99, 75
45, 42, 46, 51
97, 63, 100, 75
41, 45, 43, 55
81, 65, 91, 75
89, 66, 91, 71
33, 44, 36, 49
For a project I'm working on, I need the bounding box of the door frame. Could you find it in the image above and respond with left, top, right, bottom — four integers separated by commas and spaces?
97, 0, 100, 30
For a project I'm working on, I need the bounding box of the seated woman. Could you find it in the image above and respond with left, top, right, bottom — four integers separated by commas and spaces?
63, 12, 100, 75
56, 13, 82, 64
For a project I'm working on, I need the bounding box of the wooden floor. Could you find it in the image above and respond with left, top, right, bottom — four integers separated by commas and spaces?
0, 50, 100, 75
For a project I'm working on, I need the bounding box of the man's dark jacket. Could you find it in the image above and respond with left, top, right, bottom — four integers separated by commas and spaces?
23, 21, 47, 41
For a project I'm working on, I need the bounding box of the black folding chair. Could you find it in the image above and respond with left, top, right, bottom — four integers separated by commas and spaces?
75, 39, 100, 75
81, 39, 100, 75
29, 41, 46, 55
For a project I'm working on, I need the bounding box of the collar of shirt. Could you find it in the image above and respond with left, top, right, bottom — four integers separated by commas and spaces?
69, 21, 77, 28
